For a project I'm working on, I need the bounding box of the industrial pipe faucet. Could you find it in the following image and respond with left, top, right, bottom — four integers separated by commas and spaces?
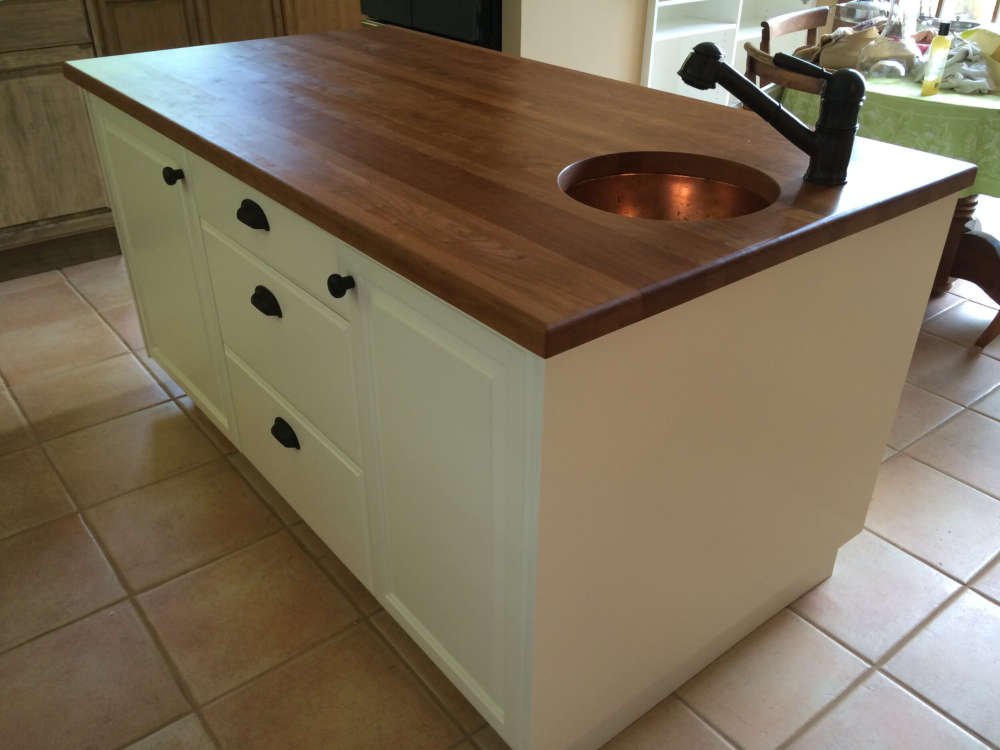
678, 42, 866, 186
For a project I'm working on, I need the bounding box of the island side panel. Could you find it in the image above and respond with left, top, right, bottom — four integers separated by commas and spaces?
527, 197, 956, 750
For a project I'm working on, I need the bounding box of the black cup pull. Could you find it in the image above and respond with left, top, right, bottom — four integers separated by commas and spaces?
270, 417, 300, 449
237, 199, 270, 231
326, 273, 356, 299
250, 285, 282, 318
162, 166, 185, 185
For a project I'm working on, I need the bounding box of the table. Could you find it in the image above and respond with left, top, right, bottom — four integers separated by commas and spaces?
783, 81, 1000, 344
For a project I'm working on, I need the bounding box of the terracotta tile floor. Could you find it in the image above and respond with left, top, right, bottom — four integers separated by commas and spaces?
0, 249, 998, 750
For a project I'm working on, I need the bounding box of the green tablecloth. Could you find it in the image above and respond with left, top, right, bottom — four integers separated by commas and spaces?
782, 81, 1000, 197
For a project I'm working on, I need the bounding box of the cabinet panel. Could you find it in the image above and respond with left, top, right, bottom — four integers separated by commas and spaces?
367, 285, 508, 720
0, 46, 106, 227
281, 0, 362, 34
196, 0, 283, 42
90, 102, 230, 428
91, 0, 200, 54
0, 0, 91, 54
227, 351, 371, 586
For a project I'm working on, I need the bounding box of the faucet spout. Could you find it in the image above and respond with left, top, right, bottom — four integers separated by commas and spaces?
678, 42, 865, 186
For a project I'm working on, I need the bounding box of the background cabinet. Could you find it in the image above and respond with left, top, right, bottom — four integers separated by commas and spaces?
642, 0, 818, 105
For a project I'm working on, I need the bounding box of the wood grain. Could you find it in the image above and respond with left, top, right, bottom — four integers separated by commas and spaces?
194, 0, 285, 43
64, 26, 977, 356
89, 0, 201, 55
1, 45, 106, 227
0, 0, 91, 54
281, 0, 361, 34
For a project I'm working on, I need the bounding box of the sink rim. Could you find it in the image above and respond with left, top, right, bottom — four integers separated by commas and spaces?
557, 151, 781, 221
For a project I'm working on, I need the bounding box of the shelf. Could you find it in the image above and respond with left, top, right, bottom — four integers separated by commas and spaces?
654, 20, 737, 40
657, 0, 711, 8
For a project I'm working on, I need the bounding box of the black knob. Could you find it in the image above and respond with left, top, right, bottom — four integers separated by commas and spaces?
326, 273, 356, 299
270, 417, 300, 449
250, 285, 282, 318
236, 199, 270, 231
162, 166, 185, 185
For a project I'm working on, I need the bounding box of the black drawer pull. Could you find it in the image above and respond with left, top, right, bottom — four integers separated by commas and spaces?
250, 285, 282, 318
237, 199, 270, 231
270, 417, 300, 449
162, 166, 185, 185
326, 273, 356, 299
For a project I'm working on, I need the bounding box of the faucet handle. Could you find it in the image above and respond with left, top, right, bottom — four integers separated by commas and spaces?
773, 52, 832, 81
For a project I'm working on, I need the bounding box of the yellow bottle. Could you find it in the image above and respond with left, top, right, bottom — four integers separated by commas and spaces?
921, 22, 951, 96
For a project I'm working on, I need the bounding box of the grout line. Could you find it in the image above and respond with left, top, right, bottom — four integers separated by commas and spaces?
887, 404, 967, 454
673, 693, 743, 749
901, 448, 1000, 503
859, 525, 976, 587
918, 328, 1000, 364
775, 666, 876, 749
0, 591, 129, 659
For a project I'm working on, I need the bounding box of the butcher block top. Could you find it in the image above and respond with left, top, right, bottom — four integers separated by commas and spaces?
64, 25, 975, 357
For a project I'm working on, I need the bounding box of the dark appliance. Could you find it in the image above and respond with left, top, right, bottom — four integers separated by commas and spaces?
362, 0, 501, 50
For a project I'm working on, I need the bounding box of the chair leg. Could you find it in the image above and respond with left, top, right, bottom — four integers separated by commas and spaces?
976, 311, 1000, 348
950, 228, 1000, 347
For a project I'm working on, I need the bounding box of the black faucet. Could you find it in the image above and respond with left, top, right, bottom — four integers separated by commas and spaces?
678, 42, 865, 186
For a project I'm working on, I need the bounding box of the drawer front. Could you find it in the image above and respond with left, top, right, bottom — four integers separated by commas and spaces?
190, 155, 357, 321
0, 1, 90, 54
227, 351, 372, 587
204, 224, 362, 463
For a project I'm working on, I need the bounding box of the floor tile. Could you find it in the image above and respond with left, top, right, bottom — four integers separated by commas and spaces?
472, 726, 511, 749
318, 550, 382, 615
906, 410, 1000, 498
0, 279, 91, 334
906, 333, 1000, 405
63, 255, 133, 310
177, 395, 236, 454
139, 531, 358, 703
792, 530, 957, 661
924, 292, 963, 321
972, 557, 1000, 603
137, 348, 184, 398
0, 514, 124, 652
867, 454, 1000, 581
0, 270, 63, 297
0, 388, 32, 456
885, 590, 1000, 745
105, 301, 145, 350
923, 300, 1000, 358
888, 384, 962, 450
372, 610, 486, 733
949, 278, 1000, 310
787, 672, 987, 749
87, 460, 281, 590
0, 311, 127, 385
0, 603, 188, 750
13, 353, 168, 440
203, 625, 462, 750
677, 610, 866, 750
125, 715, 215, 750
0, 447, 74, 540
45, 401, 219, 507
228, 452, 301, 524
971, 386, 1000, 421
602, 696, 733, 749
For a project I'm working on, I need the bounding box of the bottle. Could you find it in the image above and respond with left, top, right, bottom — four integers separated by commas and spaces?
921, 22, 952, 96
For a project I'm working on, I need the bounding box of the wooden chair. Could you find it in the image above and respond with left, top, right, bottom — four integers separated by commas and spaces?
744, 6, 831, 91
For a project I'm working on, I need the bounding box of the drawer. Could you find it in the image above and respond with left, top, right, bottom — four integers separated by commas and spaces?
204, 224, 362, 463
227, 350, 372, 587
190, 154, 357, 321
0, 1, 90, 54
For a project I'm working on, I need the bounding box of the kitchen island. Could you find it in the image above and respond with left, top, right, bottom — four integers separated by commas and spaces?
66, 26, 974, 750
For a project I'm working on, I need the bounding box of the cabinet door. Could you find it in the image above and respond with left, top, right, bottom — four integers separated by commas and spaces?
88, 100, 232, 433
195, 0, 283, 43
354, 250, 540, 736
0, 45, 106, 227
89, 0, 200, 54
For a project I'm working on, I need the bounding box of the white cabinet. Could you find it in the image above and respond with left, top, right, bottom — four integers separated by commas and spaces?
87, 98, 233, 434
643, 0, 820, 105
84, 93, 958, 750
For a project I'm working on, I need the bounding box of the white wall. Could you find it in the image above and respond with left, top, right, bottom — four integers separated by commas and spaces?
507, 0, 648, 84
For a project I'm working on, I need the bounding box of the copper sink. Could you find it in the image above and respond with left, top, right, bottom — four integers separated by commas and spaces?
558, 152, 779, 221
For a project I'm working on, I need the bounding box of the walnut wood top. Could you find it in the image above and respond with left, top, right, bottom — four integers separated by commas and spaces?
65, 26, 976, 357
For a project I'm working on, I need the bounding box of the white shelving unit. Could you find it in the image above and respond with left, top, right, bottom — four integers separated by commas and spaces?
643, 0, 816, 106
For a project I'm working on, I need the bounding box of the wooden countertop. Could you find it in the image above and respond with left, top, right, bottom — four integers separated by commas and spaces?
64, 26, 976, 357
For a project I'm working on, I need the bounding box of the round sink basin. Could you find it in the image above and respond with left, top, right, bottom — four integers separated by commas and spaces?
557, 152, 780, 221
